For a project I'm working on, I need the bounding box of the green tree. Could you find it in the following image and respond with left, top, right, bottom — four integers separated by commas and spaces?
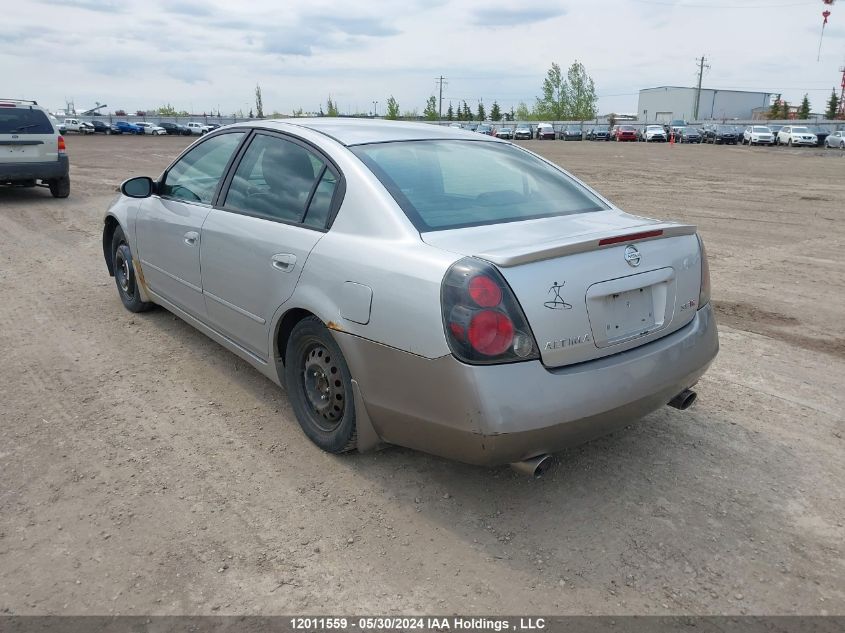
402, 108, 419, 119
446, 103, 454, 121
515, 102, 532, 121
537, 62, 566, 120
255, 84, 264, 118
565, 60, 597, 120
477, 101, 486, 121
292, 107, 304, 118
798, 94, 811, 119
248, 109, 254, 119
462, 101, 472, 121
423, 95, 438, 121
769, 94, 782, 119
385, 96, 400, 120
490, 101, 501, 121
825, 89, 839, 119
780, 100, 790, 119
157, 103, 177, 116
326, 97, 339, 117
509, 106, 515, 121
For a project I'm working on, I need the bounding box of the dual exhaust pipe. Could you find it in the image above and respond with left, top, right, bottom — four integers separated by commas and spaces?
509, 389, 698, 477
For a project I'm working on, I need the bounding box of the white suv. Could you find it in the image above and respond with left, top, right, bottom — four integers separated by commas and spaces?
0, 98, 70, 197
776, 125, 818, 147
135, 122, 166, 136
743, 125, 774, 146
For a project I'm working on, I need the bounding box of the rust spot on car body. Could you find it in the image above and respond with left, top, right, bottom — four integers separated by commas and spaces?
133, 257, 149, 293
326, 321, 344, 332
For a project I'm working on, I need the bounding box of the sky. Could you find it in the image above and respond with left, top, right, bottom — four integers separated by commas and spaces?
4, 0, 845, 117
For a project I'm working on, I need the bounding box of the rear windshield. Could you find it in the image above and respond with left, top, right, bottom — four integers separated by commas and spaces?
352, 140, 608, 231
0, 107, 54, 134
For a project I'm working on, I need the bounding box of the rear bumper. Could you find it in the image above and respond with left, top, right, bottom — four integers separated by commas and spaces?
0, 155, 69, 182
335, 303, 719, 466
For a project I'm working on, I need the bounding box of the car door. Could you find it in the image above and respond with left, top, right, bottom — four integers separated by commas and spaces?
199, 131, 342, 359
135, 131, 245, 318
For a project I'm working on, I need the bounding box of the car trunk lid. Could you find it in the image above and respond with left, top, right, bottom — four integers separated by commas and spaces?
423, 211, 703, 368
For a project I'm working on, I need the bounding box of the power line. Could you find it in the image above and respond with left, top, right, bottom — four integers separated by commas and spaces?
694, 55, 710, 119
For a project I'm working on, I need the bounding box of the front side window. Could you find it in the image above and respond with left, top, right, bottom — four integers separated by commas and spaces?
224, 134, 336, 226
160, 132, 245, 204
352, 140, 608, 231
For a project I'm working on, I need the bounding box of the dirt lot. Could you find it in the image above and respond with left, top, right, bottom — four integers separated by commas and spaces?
1, 134, 843, 616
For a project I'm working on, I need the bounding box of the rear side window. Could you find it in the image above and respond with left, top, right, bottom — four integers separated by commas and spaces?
160, 132, 244, 204
223, 134, 328, 224
352, 140, 608, 231
0, 107, 54, 134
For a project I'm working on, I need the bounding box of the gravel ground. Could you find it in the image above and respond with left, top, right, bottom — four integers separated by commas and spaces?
0, 134, 842, 616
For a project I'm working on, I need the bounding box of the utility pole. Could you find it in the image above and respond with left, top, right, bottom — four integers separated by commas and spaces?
838, 66, 845, 118
435, 75, 448, 121
694, 55, 709, 121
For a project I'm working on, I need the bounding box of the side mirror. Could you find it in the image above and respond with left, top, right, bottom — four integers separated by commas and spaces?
121, 176, 154, 198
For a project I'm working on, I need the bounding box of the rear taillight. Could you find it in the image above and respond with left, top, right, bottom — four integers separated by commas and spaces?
441, 258, 538, 364
697, 234, 711, 307
57, 136, 66, 154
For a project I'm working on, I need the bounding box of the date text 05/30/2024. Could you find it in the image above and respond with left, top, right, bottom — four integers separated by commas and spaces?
290, 617, 546, 631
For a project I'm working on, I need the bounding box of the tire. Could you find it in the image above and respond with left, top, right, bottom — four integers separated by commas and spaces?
49, 176, 70, 198
111, 227, 154, 313
787, 138, 793, 147
285, 316, 357, 454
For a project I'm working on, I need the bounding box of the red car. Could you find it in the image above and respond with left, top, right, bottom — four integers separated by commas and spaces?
611, 125, 638, 142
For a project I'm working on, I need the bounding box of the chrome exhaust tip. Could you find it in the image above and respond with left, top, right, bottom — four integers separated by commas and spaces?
668, 389, 697, 411
510, 454, 554, 477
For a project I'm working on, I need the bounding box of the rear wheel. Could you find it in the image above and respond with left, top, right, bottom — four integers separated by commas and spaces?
49, 176, 70, 198
787, 138, 793, 147
111, 227, 154, 313
285, 317, 357, 454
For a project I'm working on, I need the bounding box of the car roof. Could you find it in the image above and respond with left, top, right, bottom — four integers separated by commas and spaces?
245, 118, 495, 146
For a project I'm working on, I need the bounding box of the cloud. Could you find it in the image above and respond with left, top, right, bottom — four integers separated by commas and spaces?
166, 0, 215, 17
39, 0, 126, 13
473, 6, 567, 27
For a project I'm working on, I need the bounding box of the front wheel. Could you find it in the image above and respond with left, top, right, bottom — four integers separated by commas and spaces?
285, 317, 357, 454
111, 227, 154, 313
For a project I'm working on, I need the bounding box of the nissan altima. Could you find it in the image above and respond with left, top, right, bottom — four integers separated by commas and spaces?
103, 119, 718, 472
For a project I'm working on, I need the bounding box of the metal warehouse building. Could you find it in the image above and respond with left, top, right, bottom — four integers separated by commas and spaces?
638, 86, 773, 122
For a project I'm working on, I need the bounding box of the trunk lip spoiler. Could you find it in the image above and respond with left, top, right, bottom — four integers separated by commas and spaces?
475, 223, 697, 267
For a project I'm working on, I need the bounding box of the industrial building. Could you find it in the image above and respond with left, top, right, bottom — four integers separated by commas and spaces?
638, 86, 773, 122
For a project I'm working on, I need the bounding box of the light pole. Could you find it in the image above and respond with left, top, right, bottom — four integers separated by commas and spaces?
372, 101, 378, 118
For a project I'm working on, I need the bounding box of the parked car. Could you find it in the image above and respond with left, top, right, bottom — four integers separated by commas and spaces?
743, 126, 774, 146
807, 127, 829, 147
776, 125, 817, 147
559, 125, 583, 141
703, 125, 738, 145
476, 124, 494, 136
643, 125, 667, 142
201, 123, 222, 135
768, 124, 784, 141
586, 126, 610, 141
536, 123, 556, 140
0, 98, 70, 197
513, 126, 532, 140
677, 127, 702, 144
669, 119, 687, 139
103, 119, 717, 470
185, 122, 204, 135
63, 118, 94, 134
54, 119, 67, 134
135, 122, 166, 136
495, 127, 513, 139
611, 125, 638, 142
90, 120, 111, 134
111, 121, 142, 135
824, 130, 845, 148
159, 122, 191, 136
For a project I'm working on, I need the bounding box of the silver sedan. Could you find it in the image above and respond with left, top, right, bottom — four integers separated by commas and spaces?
104, 119, 718, 473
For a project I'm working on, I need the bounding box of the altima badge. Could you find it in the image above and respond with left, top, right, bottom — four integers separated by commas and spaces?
545, 282, 573, 310
624, 245, 641, 267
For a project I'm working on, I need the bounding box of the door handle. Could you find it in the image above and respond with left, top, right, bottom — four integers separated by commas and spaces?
184, 231, 199, 246
271, 253, 297, 272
